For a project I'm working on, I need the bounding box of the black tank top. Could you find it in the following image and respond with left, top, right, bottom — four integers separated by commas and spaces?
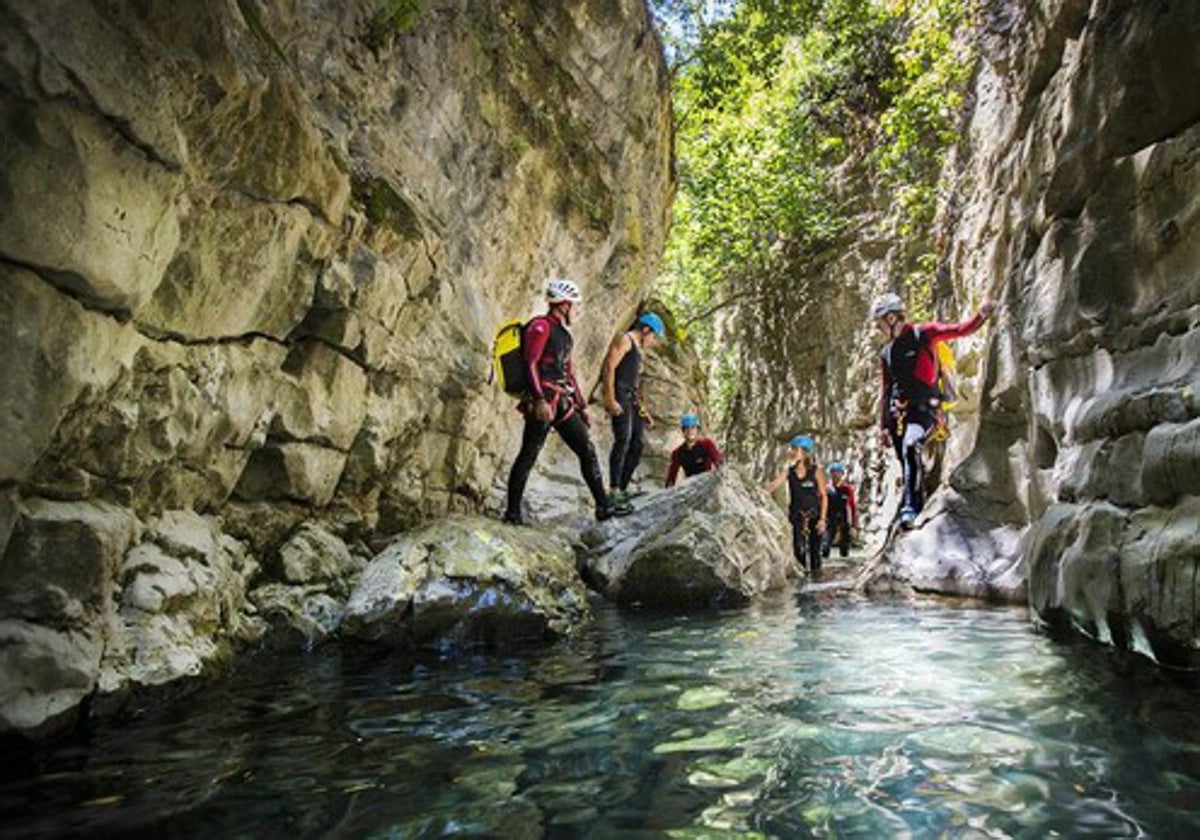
787, 463, 821, 516
613, 333, 641, 395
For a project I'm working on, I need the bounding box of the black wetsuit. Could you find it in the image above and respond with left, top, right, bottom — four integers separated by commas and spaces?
505, 315, 606, 520
787, 464, 823, 573
608, 334, 644, 491
823, 485, 852, 558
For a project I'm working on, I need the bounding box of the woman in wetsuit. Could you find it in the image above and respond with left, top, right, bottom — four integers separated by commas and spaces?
764, 435, 828, 575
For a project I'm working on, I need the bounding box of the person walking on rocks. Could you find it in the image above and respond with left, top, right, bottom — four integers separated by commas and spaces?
764, 435, 828, 575
665, 412, 723, 487
503, 278, 620, 525
601, 312, 664, 511
872, 292, 994, 530
822, 462, 858, 559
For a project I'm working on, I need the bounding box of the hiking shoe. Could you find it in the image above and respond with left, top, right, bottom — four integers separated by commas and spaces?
898, 507, 917, 530
609, 490, 629, 506
501, 510, 525, 526
596, 503, 633, 521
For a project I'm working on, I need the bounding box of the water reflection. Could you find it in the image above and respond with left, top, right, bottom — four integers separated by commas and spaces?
3, 592, 1199, 838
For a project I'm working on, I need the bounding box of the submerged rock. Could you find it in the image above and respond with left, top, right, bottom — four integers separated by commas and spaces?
341, 516, 589, 648
578, 469, 794, 608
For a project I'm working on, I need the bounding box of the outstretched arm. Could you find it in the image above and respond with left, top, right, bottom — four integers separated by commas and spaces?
763, 467, 788, 495
921, 301, 995, 343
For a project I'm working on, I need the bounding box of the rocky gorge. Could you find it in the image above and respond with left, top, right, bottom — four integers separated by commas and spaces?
0, 0, 679, 735
2, 0, 1199, 743
725, 1, 1200, 664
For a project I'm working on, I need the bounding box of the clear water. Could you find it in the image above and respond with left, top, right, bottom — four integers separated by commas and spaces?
4, 593, 1199, 838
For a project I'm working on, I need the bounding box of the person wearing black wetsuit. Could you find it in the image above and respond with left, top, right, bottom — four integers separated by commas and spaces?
602, 312, 664, 509
503, 278, 616, 525
764, 435, 828, 575
665, 413, 723, 487
822, 462, 858, 559
871, 292, 995, 529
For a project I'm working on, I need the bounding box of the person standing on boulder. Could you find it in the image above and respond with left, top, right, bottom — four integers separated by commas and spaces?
601, 312, 665, 511
665, 412, 723, 487
872, 292, 994, 530
821, 463, 858, 559
503, 278, 621, 525
764, 435, 828, 575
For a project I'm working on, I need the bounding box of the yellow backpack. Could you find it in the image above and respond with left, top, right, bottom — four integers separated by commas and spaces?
491, 319, 529, 395
929, 341, 958, 442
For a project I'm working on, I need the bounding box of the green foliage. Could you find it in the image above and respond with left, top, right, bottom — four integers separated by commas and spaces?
653, 0, 977, 421
366, 0, 423, 48
352, 174, 422, 240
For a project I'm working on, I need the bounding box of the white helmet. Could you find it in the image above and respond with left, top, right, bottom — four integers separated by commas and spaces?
870, 292, 905, 319
546, 277, 582, 304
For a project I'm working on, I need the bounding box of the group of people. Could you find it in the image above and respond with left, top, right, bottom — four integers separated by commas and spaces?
763, 439, 860, 575
502, 278, 996, 568
501, 278, 723, 525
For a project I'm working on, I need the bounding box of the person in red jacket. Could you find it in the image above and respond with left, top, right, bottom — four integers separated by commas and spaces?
503, 278, 620, 525
665, 413, 723, 487
872, 292, 995, 529
822, 463, 858, 558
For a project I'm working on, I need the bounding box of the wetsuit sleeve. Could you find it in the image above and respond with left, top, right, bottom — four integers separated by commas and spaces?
920, 311, 987, 343
846, 485, 859, 528
704, 439, 723, 468
665, 448, 681, 487
523, 317, 550, 400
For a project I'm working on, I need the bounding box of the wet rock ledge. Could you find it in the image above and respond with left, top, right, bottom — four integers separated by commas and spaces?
1, 469, 791, 738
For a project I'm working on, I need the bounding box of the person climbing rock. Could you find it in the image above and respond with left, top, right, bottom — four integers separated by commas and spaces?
665, 412, 723, 487
602, 312, 664, 512
822, 463, 858, 559
503, 278, 621, 525
872, 292, 995, 530
764, 435, 828, 575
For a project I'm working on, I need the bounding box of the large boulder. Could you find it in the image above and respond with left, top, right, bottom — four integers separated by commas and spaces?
341, 516, 589, 648
578, 469, 794, 608
858, 490, 1026, 602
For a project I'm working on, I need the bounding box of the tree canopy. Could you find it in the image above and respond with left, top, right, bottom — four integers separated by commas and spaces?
651, 0, 978, 418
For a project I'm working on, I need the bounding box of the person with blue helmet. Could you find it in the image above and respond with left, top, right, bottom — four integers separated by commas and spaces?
665, 412, 723, 487
822, 462, 859, 559
601, 311, 665, 511
764, 434, 828, 575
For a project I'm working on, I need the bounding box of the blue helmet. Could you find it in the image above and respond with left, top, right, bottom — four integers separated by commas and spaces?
829, 462, 846, 473
789, 435, 814, 451
680, 412, 700, 429
637, 312, 665, 337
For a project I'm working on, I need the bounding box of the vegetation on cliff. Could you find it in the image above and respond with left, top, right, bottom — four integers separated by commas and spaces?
652, 0, 977, 419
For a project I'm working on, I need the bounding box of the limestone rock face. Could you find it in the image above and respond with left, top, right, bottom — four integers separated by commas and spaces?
341, 516, 589, 647
929, 0, 1200, 662
725, 1, 1199, 664
0, 0, 671, 732
578, 469, 794, 607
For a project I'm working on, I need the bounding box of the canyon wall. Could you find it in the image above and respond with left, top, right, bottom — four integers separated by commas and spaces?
0, 0, 673, 733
